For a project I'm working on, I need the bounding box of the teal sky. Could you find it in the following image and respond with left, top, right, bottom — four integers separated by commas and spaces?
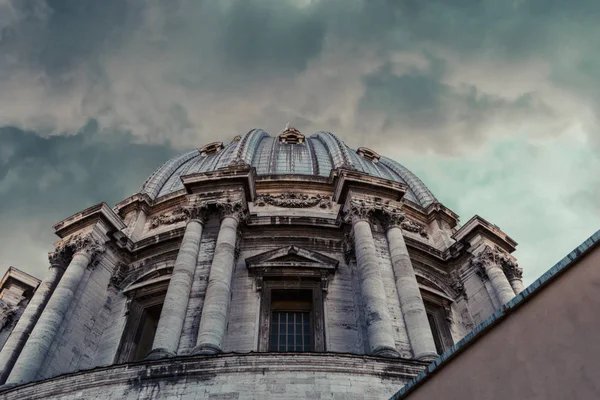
0, 0, 599, 281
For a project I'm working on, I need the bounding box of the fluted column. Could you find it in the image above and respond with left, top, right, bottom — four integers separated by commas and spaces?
0, 253, 66, 384
192, 200, 244, 355
147, 205, 209, 360
473, 245, 516, 305
345, 200, 399, 358
6, 234, 105, 385
382, 209, 438, 360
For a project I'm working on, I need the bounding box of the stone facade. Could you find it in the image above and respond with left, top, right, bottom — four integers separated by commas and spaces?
0, 129, 523, 399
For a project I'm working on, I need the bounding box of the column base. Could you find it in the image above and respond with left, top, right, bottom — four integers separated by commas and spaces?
191, 343, 222, 355
372, 346, 401, 358
415, 351, 440, 362
144, 348, 176, 361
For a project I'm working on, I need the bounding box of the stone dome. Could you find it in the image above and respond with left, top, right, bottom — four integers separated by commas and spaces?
140, 128, 437, 207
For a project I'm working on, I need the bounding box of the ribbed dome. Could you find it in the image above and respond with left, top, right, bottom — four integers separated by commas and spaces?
140, 129, 437, 207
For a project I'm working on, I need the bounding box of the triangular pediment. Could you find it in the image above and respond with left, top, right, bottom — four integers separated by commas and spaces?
245, 245, 339, 271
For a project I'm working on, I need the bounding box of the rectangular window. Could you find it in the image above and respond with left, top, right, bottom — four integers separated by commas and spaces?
258, 283, 325, 352
269, 311, 312, 352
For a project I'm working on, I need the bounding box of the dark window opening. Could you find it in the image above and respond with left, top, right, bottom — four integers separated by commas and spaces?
132, 303, 163, 361
427, 311, 444, 355
269, 289, 313, 352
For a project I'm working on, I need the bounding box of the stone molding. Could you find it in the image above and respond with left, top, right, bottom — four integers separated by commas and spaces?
254, 192, 332, 209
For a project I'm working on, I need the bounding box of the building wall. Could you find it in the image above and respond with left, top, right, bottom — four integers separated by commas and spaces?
399, 241, 600, 400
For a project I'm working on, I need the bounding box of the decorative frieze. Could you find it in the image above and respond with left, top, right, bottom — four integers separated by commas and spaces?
255, 192, 332, 209
149, 207, 189, 230
149, 204, 211, 230
400, 219, 429, 238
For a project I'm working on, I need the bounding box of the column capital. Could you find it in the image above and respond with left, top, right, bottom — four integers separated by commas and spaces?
183, 202, 211, 224
216, 199, 247, 222
56, 232, 106, 270
380, 206, 406, 230
343, 199, 376, 225
471, 244, 498, 279
48, 251, 68, 270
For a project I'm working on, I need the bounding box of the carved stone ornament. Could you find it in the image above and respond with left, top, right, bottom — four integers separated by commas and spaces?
450, 272, 467, 300
342, 228, 355, 264
149, 207, 190, 230
185, 203, 211, 223
109, 262, 129, 289
343, 199, 376, 224
217, 199, 247, 222
400, 219, 429, 238
380, 206, 406, 230
48, 250, 68, 269
54, 232, 106, 269
471, 244, 511, 281
255, 192, 332, 209
496, 246, 522, 280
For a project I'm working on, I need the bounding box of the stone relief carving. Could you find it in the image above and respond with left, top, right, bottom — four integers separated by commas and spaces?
495, 246, 523, 280
109, 262, 129, 289
342, 228, 355, 264
255, 192, 332, 209
149, 207, 190, 230
400, 219, 429, 238
450, 272, 467, 300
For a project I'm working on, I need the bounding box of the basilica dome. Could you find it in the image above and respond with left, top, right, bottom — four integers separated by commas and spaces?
0, 126, 523, 400
140, 128, 437, 207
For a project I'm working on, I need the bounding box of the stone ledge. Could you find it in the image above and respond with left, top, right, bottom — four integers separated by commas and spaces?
0, 352, 428, 399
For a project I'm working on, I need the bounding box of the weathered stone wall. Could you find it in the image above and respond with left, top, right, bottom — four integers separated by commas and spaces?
0, 353, 427, 400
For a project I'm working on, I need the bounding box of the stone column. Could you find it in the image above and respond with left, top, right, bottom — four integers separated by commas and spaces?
503, 261, 525, 295
147, 205, 209, 360
0, 253, 66, 384
6, 234, 105, 385
382, 209, 438, 360
192, 200, 244, 355
345, 200, 399, 358
472, 245, 515, 305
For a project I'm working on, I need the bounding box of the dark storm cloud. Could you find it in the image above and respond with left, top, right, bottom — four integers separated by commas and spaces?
0, 122, 177, 275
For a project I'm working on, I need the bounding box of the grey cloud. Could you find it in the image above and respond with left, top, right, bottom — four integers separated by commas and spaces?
0, 0, 598, 151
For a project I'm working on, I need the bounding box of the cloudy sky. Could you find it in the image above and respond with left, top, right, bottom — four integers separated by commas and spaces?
0, 0, 598, 283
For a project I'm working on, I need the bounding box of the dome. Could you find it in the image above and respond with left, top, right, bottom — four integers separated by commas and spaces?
140, 129, 437, 207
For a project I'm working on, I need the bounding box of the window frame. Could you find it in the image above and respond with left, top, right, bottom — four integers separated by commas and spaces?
258, 280, 325, 352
